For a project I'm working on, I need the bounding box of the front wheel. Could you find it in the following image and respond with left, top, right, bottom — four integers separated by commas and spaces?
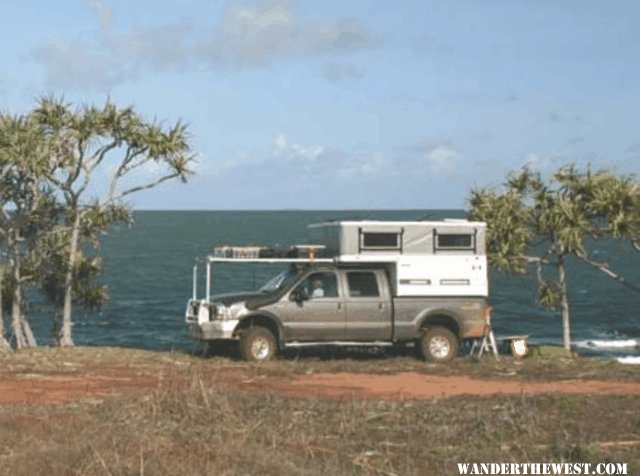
417, 327, 459, 362
239, 327, 277, 362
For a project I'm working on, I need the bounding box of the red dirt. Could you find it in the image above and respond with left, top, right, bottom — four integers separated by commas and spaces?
0, 368, 157, 404
266, 372, 640, 399
1, 367, 639, 405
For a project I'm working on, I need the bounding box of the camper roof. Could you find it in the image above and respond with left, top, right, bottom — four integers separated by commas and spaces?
308, 219, 486, 228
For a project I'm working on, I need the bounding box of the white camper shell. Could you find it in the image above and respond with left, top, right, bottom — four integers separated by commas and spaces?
312, 219, 488, 298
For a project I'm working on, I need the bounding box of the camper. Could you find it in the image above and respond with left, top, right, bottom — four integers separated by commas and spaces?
185, 219, 491, 362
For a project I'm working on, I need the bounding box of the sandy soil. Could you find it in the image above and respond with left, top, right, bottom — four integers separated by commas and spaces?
1, 366, 639, 404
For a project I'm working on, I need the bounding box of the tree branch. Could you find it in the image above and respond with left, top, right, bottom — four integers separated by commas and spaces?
112, 172, 180, 201
87, 140, 119, 175
65, 137, 85, 187
575, 252, 640, 293
106, 146, 148, 202
118, 149, 151, 177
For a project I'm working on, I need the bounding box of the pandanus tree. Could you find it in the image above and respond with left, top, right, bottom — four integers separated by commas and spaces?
37, 202, 131, 339
469, 165, 640, 351
31, 97, 194, 346
0, 113, 60, 349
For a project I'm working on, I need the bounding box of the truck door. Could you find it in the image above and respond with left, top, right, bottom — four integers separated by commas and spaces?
281, 270, 346, 341
344, 270, 392, 340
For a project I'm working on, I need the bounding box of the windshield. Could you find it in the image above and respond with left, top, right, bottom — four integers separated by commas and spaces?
259, 266, 302, 293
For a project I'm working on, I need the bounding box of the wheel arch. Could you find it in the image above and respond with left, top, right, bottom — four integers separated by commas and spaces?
417, 310, 462, 338
233, 312, 284, 347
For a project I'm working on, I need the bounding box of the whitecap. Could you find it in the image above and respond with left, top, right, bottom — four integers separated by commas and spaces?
575, 339, 639, 349
616, 356, 640, 365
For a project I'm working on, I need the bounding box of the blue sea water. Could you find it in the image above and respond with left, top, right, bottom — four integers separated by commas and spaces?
32, 210, 640, 359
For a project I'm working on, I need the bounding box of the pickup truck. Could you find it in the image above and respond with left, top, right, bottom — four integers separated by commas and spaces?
186, 263, 490, 362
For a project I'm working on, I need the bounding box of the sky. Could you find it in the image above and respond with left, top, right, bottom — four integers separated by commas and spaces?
0, 0, 638, 209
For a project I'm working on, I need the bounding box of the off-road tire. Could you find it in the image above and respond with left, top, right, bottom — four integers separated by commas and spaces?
417, 326, 459, 362
239, 327, 277, 362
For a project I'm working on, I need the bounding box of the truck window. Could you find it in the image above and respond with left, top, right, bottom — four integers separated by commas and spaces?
347, 272, 380, 297
298, 272, 339, 299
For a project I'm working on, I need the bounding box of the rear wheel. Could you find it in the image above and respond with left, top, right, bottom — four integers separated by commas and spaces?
417, 327, 459, 362
239, 327, 277, 362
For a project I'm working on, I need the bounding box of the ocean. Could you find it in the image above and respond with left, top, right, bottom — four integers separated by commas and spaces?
39, 210, 639, 361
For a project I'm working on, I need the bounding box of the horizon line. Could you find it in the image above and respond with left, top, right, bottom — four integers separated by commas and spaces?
130, 207, 468, 212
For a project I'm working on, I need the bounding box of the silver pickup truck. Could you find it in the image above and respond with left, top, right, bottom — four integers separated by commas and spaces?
186, 262, 490, 362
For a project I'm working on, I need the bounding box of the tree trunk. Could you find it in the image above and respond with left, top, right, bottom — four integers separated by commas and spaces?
58, 211, 81, 347
52, 309, 62, 346
21, 313, 37, 347
557, 253, 571, 352
12, 283, 26, 349
0, 331, 9, 352
0, 281, 10, 352
10, 245, 29, 349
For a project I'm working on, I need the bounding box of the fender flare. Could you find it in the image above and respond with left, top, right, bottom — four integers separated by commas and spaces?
235, 311, 286, 346
415, 309, 462, 337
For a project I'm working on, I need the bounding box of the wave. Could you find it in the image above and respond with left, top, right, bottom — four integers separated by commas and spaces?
616, 356, 640, 365
575, 339, 639, 349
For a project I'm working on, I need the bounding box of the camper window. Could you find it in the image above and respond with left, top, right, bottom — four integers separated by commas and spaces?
361, 232, 400, 250
436, 233, 474, 250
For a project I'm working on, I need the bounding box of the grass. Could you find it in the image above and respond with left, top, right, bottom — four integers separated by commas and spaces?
0, 346, 638, 475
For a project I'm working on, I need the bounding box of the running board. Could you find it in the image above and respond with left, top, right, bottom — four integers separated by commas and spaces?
284, 341, 393, 348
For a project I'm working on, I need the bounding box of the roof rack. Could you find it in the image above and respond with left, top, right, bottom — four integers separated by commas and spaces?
206, 256, 334, 264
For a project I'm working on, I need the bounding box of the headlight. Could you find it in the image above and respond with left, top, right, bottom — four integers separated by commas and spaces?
214, 305, 232, 320
213, 302, 248, 320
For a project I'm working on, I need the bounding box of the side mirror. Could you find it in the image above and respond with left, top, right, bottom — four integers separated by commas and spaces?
290, 288, 308, 303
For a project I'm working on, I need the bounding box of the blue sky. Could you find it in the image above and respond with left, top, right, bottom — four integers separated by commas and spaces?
0, 0, 638, 209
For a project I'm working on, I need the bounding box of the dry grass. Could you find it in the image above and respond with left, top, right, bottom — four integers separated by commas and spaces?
0, 347, 638, 475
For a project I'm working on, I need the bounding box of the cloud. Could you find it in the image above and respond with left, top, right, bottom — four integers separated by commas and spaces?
89, 0, 113, 33
32, 0, 374, 91
423, 145, 460, 173
32, 40, 125, 91
204, 136, 393, 207
198, 0, 374, 69
198, 135, 469, 208
321, 61, 364, 82
272, 133, 325, 161
200, 0, 298, 69
306, 20, 373, 53
210, 133, 390, 182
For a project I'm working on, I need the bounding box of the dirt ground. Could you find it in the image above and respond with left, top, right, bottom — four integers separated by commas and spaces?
2, 349, 639, 475
1, 363, 639, 404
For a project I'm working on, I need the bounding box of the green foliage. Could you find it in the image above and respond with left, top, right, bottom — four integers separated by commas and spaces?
0, 96, 195, 347
468, 164, 640, 348
470, 165, 640, 273
31, 96, 194, 199
537, 280, 562, 310
469, 188, 530, 273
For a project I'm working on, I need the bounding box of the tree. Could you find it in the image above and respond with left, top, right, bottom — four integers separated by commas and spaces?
37, 202, 130, 339
32, 97, 193, 346
0, 113, 61, 349
469, 165, 640, 351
